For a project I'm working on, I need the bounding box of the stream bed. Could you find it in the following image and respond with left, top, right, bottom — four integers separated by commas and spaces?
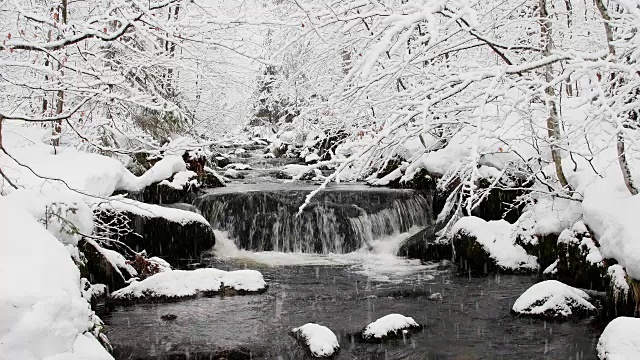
103, 259, 599, 360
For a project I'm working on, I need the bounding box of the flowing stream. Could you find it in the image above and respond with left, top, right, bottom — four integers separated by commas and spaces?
102, 153, 600, 359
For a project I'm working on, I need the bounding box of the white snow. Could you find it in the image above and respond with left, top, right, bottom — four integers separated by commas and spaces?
159, 170, 198, 190
597, 317, 640, 360
96, 197, 209, 226
110, 268, 266, 300
93, 240, 138, 279
0, 198, 113, 360
452, 216, 538, 271
512, 280, 595, 318
362, 314, 419, 340
291, 323, 340, 357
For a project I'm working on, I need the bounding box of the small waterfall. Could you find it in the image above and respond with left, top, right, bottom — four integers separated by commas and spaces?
194, 187, 433, 254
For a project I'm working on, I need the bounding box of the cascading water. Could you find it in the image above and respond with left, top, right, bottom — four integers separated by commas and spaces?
193, 184, 433, 254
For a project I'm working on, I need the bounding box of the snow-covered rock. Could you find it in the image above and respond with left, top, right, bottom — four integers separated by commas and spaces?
110, 268, 267, 303
452, 216, 538, 274
94, 198, 216, 261
159, 170, 198, 190
597, 317, 640, 360
361, 314, 421, 342
512, 280, 596, 319
279, 164, 323, 181
291, 323, 340, 358
224, 163, 252, 170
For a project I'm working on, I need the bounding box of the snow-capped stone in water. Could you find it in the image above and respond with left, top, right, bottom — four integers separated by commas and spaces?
291, 323, 340, 358
512, 280, 596, 319
597, 317, 640, 359
234, 148, 246, 154
224, 163, 252, 170
109, 268, 267, 303
361, 314, 421, 342
428, 292, 443, 301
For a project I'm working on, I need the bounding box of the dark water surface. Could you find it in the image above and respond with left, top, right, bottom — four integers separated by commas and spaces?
103, 262, 599, 360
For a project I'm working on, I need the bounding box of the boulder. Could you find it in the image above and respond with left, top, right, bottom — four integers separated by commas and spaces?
602, 264, 637, 320
511, 280, 596, 320
79, 239, 137, 292
397, 227, 452, 262
94, 200, 216, 261
554, 223, 607, 290
452, 217, 537, 275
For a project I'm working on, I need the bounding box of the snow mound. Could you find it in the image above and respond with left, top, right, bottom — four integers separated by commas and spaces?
512, 280, 595, 319
304, 153, 321, 163
362, 314, 420, 341
0, 198, 113, 360
291, 323, 340, 358
597, 317, 640, 360
452, 216, 538, 271
110, 268, 266, 302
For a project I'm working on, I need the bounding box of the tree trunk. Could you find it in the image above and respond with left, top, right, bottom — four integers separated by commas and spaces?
539, 0, 570, 189
595, 0, 638, 195
52, 0, 67, 148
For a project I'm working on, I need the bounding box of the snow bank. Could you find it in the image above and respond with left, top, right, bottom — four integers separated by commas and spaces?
1, 121, 187, 197
452, 216, 538, 271
291, 323, 340, 358
362, 314, 420, 341
0, 198, 112, 360
512, 280, 595, 319
96, 198, 209, 226
597, 317, 640, 360
110, 268, 266, 302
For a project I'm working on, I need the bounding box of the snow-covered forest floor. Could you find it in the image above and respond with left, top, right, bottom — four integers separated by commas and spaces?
1, 0, 640, 359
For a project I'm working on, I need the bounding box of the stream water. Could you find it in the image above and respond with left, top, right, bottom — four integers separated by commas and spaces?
102, 147, 600, 359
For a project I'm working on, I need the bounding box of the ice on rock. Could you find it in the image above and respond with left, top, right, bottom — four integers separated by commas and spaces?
110, 268, 267, 302
597, 317, 640, 360
361, 314, 421, 341
512, 280, 595, 319
291, 323, 340, 358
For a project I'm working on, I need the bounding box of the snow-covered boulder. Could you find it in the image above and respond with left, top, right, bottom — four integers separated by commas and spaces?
512, 280, 596, 319
597, 317, 640, 360
224, 163, 252, 170
277, 164, 323, 181
291, 323, 340, 358
110, 268, 267, 303
452, 216, 538, 275
361, 314, 421, 342
554, 221, 607, 290
79, 239, 137, 292
94, 199, 216, 261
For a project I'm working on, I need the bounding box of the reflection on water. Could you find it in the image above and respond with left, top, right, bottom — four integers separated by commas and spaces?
103, 259, 598, 360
